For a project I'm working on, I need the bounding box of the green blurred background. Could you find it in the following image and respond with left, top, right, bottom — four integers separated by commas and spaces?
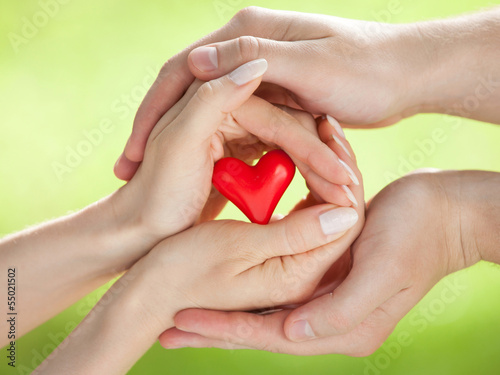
1, 0, 499, 374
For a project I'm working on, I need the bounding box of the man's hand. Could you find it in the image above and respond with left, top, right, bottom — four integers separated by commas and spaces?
115, 7, 500, 181
158, 170, 499, 356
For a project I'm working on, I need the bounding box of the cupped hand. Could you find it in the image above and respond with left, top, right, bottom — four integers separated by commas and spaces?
112, 59, 357, 246
159, 170, 486, 355
129, 201, 361, 333
116, 7, 429, 180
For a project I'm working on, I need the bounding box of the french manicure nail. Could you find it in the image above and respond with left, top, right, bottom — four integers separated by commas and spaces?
339, 159, 359, 186
341, 185, 358, 207
228, 59, 268, 86
326, 115, 345, 139
289, 320, 316, 342
191, 46, 218, 72
319, 207, 359, 236
332, 134, 351, 158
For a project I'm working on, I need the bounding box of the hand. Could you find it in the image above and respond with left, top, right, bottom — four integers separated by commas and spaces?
115, 7, 500, 181
33, 202, 361, 374
111, 59, 357, 246
159, 169, 500, 355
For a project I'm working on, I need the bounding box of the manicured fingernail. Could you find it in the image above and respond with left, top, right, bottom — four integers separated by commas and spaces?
339, 159, 359, 186
319, 207, 358, 235
191, 46, 218, 72
332, 134, 351, 158
289, 320, 316, 342
341, 185, 358, 207
327, 115, 345, 138
228, 59, 268, 86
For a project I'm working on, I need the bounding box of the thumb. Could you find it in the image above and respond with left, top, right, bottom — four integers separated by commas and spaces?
172, 58, 268, 141
188, 37, 309, 89
283, 257, 402, 342
254, 205, 359, 260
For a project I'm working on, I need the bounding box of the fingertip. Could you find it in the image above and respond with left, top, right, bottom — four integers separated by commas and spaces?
113, 152, 141, 181
189, 46, 219, 74
158, 328, 194, 349
123, 134, 146, 163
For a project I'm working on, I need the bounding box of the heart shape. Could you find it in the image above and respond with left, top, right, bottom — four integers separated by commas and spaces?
212, 149, 296, 224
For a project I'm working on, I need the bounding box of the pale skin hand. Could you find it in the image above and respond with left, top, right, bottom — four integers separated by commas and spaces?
115, 6, 500, 180
0, 60, 357, 345
33, 201, 362, 374
159, 170, 500, 355
30, 109, 365, 373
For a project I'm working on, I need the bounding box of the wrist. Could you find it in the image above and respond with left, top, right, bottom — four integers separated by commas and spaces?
89, 189, 161, 278
397, 10, 500, 117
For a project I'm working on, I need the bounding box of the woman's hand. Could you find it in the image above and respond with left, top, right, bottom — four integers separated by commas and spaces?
113, 59, 358, 246
115, 7, 500, 180
158, 169, 500, 356
33, 202, 361, 375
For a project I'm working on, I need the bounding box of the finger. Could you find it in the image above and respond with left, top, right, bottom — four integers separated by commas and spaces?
159, 328, 252, 350
231, 97, 353, 186
318, 116, 357, 164
167, 287, 420, 356
254, 204, 359, 259
113, 152, 141, 182
294, 162, 354, 206
169, 308, 368, 356
148, 80, 204, 141
172, 309, 295, 351
188, 37, 324, 90
283, 251, 407, 342
254, 82, 303, 110
165, 59, 268, 145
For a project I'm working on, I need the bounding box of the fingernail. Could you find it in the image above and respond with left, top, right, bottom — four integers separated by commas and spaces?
341, 185, 358, 207
332, 134, 351, 158
289, 320, 316, 342
339, 159, 359, 186
326, 115, 345, 138
228, 59, 268, 86
319, 207, 358, 236
191, 46, 218, 72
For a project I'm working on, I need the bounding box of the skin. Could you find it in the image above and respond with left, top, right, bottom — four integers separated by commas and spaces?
139, 7, 500, 355
160, 169, 500, 355
114, 6, 500, 180
0, 62, 364, 372
0, 5, 498, 370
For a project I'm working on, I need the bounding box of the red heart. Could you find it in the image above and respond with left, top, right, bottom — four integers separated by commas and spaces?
212, 150, 296, 224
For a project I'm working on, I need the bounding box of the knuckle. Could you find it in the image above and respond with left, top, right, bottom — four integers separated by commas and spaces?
197, 81, 216, 101
236, 35, 261, 62
282, 219, 310, 254
195, 80, 223, 108
232, 6, 262, 26
263, 106, 287, 144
